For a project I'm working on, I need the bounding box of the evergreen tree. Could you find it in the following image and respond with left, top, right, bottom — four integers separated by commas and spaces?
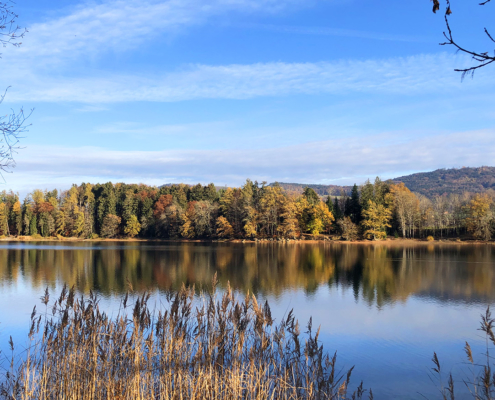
303, 187, 319, 206
189, 184, 204, 201
344, 197, 352, 217
204, 183, 218, 202
29, 214, 37, 236
360, 179, 374, 211
349, 184, 362, 224
326, 196, 334, 214
333, 198, 343, 220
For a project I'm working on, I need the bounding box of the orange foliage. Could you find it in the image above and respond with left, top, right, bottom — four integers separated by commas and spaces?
36, 201, 55, 214
153, 195, 173, 219
186, 201, 197, 215
137, 189, 157, 202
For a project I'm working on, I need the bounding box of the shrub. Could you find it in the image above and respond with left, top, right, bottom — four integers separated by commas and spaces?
427, 235, 435, 242
338, 217, 359, 241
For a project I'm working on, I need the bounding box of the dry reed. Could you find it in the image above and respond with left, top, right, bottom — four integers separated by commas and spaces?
430, 307, 495, 400
0, 275, 370, 400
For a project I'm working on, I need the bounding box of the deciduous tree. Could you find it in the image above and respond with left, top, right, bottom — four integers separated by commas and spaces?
124, 215, 141, 238
101, 214, 121, 238
432, 0, 495, 76
0, 1, 30, 173
338, 216, 359, 241
216, 216, 233, 238
466, 194, 493, 240
362, 200, 392, 240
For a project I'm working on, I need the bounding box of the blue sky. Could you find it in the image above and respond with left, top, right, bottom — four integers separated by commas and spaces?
1, 0, 495, 194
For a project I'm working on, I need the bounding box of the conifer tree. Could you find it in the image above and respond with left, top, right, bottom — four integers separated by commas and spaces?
29, 214, 37, 236
360, 179, 374, 210
303, 187, 320, 206
349, 184, 362, 224
333, 198, 343, 220
326, 196, 334, 214
204, 183, 218, 202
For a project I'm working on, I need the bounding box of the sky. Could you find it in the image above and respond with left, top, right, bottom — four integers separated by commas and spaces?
1, 0, 495, 195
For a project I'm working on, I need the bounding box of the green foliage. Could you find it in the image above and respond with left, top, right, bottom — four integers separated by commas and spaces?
333, 198, 343, 220
303, 187, 320, 206
1, 177, 494, 241
349, 184, 362, 224
29, 214, 37, 236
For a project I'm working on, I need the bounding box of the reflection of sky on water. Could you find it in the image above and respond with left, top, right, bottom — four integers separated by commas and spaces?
0, 242, 493, 399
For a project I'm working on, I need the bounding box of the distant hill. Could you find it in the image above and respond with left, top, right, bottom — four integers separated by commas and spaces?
271, 167, 495, 198
393, 167, 495, 197
270, 183, 352, 196
163, 167, 495, 199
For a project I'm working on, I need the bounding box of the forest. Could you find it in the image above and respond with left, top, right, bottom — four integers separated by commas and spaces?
0, 177, 493, 241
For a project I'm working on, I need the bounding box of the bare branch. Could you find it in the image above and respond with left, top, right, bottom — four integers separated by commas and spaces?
0, 1, 27, 48
0, 0, 30, 174
438, 10, 495, 77
0, 89, 32, 173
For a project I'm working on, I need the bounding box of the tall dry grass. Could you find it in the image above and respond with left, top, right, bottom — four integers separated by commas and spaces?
0, 276, 370, 400
430, 307, 495, 400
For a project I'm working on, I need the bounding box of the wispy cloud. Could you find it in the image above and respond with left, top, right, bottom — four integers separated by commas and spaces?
5, 0, 317, 64
0, 0, 488, 105
95, 121, 229, 136
235, 23, 430, 42
2, 53, 491, 104
7, 129, 495, 193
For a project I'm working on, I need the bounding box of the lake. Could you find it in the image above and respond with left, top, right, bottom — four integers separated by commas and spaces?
0, 241, 494, 399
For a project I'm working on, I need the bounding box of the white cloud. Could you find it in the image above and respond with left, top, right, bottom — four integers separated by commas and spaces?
6, 129, 495, 193
4, 0, 315, 63
0, 0, 489, 105
2, 53, 491, 104
237, 23, 431, 42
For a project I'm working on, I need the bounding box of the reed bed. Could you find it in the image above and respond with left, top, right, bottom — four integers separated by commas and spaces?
0, 276, 370, 400
431, 307, 495, 400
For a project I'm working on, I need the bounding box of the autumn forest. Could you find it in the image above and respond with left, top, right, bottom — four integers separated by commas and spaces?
0, 177, 492, 242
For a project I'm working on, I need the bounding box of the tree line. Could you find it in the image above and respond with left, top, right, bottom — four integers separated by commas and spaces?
0, 178, 493, 240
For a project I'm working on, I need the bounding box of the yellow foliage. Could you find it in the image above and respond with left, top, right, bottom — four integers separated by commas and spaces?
216, 216, 233, 238
12, 200, 21, 214
362, 200, 392, 240
180, 216, 195, 238
124, 215, 141, 238
466, 194, 493, 241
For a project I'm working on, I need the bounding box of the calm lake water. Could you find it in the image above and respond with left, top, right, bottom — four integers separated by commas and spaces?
0, 241, 494, 399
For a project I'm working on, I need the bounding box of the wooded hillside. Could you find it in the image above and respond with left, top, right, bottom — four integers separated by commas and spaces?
393, 167, 495, 197
273, 167, 495, 198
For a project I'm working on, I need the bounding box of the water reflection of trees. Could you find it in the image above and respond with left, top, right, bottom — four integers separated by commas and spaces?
0, 243, 494, 305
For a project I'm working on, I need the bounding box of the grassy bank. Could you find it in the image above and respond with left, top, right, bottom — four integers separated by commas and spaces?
1, 235, 494, 246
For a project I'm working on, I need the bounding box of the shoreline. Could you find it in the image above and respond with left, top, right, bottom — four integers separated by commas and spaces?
0, 236, 493, 246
